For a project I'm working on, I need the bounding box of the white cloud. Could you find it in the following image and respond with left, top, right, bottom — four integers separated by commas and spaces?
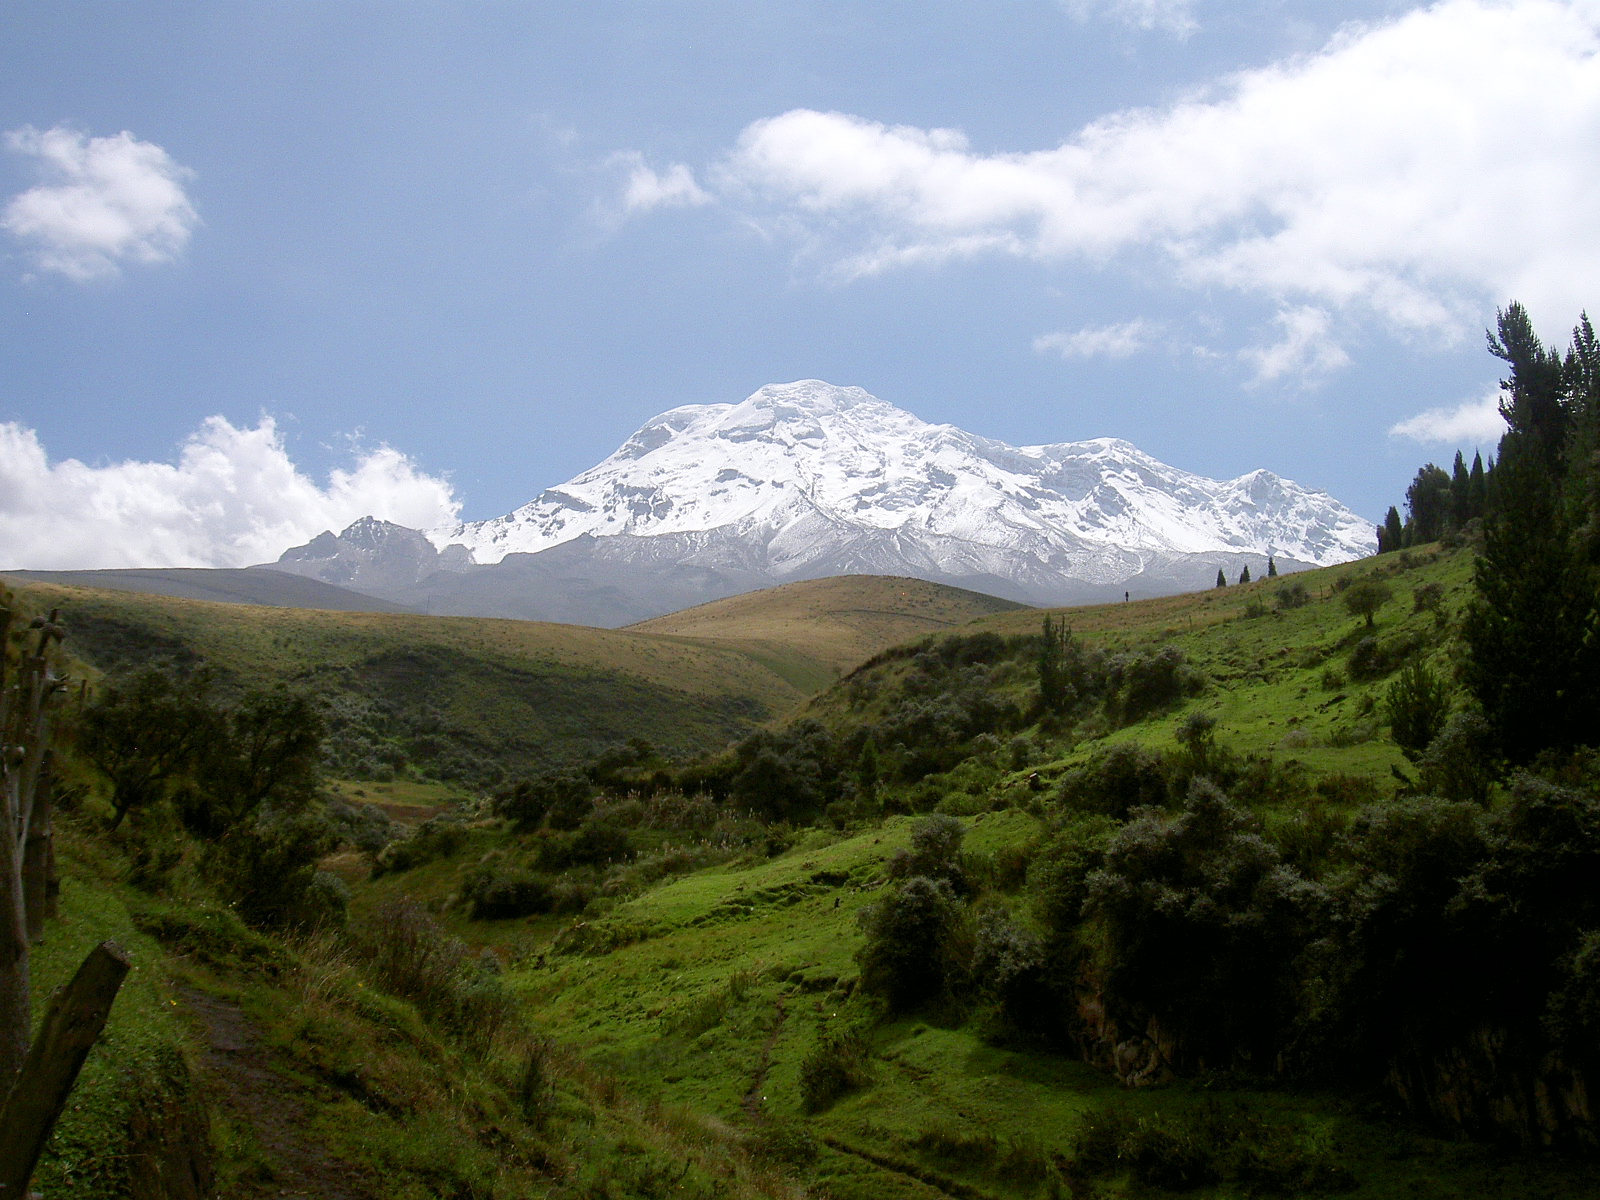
698, 0, 1600, 340
1240, 306, 1351, 383
0, 417, 460, 570
616, 153, 711, 214
2, 125, 199, 281
1389, 389, 1508, 443
1035, 318, 1158, 358
1062, 0, 1200, 36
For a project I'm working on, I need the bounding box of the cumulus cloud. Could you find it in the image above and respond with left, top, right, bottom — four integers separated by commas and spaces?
2, 125, 199, 280
1035, 318, 1158, 359
696, 0, 1600, 343
1061, 0, 1200, 36
615, 152, 711, 214
1240, 306, 1351, 384
1389, 389, 1508, 443
0, 417, 460, 570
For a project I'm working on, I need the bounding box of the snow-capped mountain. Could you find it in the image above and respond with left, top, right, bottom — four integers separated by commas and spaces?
442, 380, 1370, 575
270, 380, 1373, 624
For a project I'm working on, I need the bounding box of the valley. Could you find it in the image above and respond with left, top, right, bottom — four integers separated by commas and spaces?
11, 529, 1600, 1198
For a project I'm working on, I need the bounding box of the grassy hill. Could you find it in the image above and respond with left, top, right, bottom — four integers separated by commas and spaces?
7, 573, 1025, 786
1, 566, 418, 613
23, 542, 1600, 1198
630, 574, 1026, 691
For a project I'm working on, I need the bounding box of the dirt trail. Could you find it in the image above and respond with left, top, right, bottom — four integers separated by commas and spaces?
181, 987, 376, 1200
740, 996, 788, 1121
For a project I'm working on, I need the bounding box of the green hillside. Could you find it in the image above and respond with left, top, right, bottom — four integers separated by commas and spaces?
15, 542, 1600, 1199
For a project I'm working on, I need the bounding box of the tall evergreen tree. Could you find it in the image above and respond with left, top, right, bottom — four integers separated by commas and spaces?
1405, 463, 1453, 544
1468, 452, 1487, 519
1488, 301, 1569, 476
1451, 451, 1471, 530
1381, 506, 1404, 554
1463, 453, 1600, 764
1216, 569, 1227, 589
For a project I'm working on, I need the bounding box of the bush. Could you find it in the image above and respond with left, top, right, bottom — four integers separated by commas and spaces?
1276, 581, 1311, 610
887, 814, 967, 891
798, 1029, 872, 1113
348, 899, 519, 1053
857, 876, 964, 1011
1084, 780, 1315, 1066
1055, 743, 1173, 819
1384, 660, 1452, 761
463, 868, 554, 919
373, 814, 468, 875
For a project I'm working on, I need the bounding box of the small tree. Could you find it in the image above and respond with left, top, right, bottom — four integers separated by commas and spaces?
1342, 579, 1393, 629
1216, 569, 1227, 589
1384, 660, 1452, 762
1238, 564, 1252, 585
1266, 556, 1278, 578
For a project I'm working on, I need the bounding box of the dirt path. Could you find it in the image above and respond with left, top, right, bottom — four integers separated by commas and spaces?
181, 987, 377, 1200
741, 996, 788, 1121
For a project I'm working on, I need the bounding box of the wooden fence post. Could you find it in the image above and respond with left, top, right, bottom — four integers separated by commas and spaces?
0, 941, 130, 1199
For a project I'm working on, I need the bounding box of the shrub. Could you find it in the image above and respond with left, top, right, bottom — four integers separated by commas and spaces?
887, 813, 967, 891
798, 1029, 872, 1113
1055, 743, 1172, 819
373, 814, 468, 875
1276, 581, 1311, 610
463, 868, 554, 919
857, 876, 964, 1011
1384, 660, 1452, 761
1084, 780, 1316, 1065
348, 899, 518, 1053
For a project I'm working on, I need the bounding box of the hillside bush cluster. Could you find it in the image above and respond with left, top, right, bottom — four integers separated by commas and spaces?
77, 665, 348, 930
851, 737, 1600, 1147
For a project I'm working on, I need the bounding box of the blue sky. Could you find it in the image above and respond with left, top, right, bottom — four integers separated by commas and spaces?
2, 0, 1595, 568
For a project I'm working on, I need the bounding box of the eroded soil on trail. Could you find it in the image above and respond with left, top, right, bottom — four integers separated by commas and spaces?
181, 987, 377, 1200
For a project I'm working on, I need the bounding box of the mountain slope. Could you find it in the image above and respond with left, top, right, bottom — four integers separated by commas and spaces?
447, 380, 1371, 578
1, 567, 416, 613
271, 380, 1374, 622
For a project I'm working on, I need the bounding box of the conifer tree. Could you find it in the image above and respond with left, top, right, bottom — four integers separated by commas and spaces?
1266, 556, 1277, 578
1381, 506, 1404, 554
1216, 569, 1227, 589
1238, 564, 1251, 585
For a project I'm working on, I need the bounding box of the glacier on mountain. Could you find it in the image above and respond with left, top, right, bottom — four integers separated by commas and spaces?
435, 380, 1373, 583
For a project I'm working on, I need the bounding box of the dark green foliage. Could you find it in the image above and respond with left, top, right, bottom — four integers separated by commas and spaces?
1463, 450, 1600, 764
204, 804, 345, 929
1383, 660, 1451, 761
347, 899, 518, 1053
970, 904, 1052, 1036
1379, 506, 1404, 554
1267, 556, 1278, 578
1071, 1102, 1352, 1194
463, 868, 554, 919
730, 718, 834, 822
1216, 569, 1227, 588
1084, 780, 1314, 1065
797, 1029, 872, 1113
1340, 579, 1393, 629
1055, 743, 1172, 819
493, 770, 593, 831
1413, 710, 1496, 804
1105, 645, 1200, 725
1275, 580, 1310, 610
79, 666, 219, 830
181, 688, 324, 840
535, 820, 635, 871
887, 813, 967, 892
857, 875, 964, 1011
1347, 634, 1416, 682
1239, 564, 1252, 585
1404, 463, 1454, 545
373, 813, 468, 875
